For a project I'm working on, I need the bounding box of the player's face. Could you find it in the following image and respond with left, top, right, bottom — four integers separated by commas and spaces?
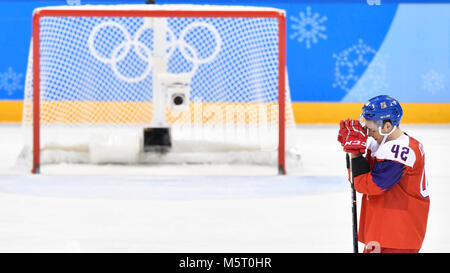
365, 120, 383, 144
365, 120, 393, 144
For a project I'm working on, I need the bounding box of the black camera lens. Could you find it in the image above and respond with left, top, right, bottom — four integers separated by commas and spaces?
173, 95, 184, 105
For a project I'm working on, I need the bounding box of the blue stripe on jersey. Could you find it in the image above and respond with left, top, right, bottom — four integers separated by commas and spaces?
371, 160, 406, 191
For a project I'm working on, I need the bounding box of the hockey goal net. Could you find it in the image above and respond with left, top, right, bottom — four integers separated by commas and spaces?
21, 4, 298, 174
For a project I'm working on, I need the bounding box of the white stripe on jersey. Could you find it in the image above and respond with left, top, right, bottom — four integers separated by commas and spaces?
369, 134, 416, 168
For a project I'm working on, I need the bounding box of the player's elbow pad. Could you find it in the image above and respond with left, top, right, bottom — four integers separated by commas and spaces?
351, 156, 370, 178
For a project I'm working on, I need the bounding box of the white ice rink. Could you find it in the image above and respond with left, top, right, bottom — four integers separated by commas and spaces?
0, 124, 449, 252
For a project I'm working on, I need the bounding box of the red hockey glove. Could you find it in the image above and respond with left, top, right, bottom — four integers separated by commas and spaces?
337, 118, 350, 146
338, 119, 368, 154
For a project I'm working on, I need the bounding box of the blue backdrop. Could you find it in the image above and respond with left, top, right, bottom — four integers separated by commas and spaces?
0, 0, 449, 102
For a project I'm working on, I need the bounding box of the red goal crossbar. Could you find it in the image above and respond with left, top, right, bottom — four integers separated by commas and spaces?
32, 8, 286, 174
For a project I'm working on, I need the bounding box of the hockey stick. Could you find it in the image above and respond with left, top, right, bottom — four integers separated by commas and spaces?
348, 153, 359, 253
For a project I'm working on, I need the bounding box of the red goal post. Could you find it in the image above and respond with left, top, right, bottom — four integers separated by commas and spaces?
31, 6, 287, 174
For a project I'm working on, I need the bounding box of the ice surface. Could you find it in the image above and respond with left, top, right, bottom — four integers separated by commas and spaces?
0, 123, 449, 252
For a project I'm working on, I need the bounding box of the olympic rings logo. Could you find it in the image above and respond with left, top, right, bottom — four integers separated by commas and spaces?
88, 19, 222, 83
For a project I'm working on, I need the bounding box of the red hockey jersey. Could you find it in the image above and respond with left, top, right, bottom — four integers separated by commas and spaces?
353, 134, 430, 250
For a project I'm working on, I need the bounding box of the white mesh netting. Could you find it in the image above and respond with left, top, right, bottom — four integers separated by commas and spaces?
21, 5, 299, 168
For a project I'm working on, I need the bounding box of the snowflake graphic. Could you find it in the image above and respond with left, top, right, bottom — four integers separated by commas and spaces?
332, 39, 377, 92
422, 69, 445, 94
350, 53, 388, 101
289, 6, 327, 49
0, 67, 23, 96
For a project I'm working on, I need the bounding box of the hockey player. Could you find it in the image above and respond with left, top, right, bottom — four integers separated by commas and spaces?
337, 95, 430, 253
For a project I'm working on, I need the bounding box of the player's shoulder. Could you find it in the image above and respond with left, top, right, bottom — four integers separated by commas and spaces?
373, 134, 417, 167
406, 134, 425, 156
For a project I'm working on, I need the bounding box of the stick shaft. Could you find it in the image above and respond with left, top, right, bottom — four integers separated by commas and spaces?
348, 153, 359, 253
